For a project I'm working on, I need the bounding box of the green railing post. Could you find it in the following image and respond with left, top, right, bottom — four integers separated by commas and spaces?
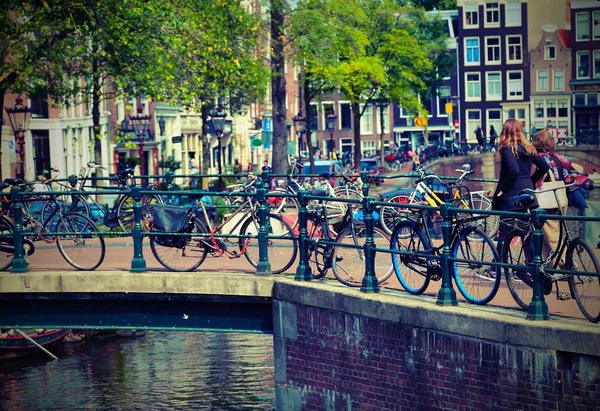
130, 186, 147, 273
294, 189, 312, 281
10, 187, 28, 273
436, 202, 458, 306
527, 208, 549, 320
361, 195, 380, 293
360, 170, 370, 198
255, 175, 272, 275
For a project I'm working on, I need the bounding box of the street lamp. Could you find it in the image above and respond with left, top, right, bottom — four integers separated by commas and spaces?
129, 105, 152, 182
325, 109, 337, 159
292, 112, 306, 159
211, 106, 227, 190
158, 116, 166, 136
5, 96, 32, 179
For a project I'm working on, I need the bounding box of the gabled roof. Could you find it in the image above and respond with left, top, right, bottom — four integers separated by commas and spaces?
557, 29, 572, 49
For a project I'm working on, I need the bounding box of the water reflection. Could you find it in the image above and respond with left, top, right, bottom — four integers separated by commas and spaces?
0, 331, 274, 410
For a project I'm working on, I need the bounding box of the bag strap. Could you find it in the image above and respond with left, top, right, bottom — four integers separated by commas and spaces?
548, 153, 565, 181
547, 170, 556, 182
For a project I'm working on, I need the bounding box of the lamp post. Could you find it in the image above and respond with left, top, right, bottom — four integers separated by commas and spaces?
5, 96, 32, 179
129, 105, 152, 183
211, 106, 227, 190
325, 109, 337, 159
158, 116, 166, 137
292, 112, 306, 159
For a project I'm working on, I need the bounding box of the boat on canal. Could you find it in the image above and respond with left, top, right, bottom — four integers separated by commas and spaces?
0, 329, 70, 359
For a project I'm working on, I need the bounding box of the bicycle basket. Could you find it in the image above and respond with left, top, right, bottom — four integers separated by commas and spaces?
152, 204, 190, 247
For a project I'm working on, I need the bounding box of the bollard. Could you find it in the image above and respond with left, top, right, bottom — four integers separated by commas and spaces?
10, 187, 28, 273
527, 208, 549, 320
130, 186, 147, 273
436, 202, 458, 306
360, 195, 380, 293
255, 176, 272, 275
294, 189, 312, 281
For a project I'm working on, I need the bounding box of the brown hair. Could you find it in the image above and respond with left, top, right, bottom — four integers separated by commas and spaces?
497, 119, 536, 160
532, 129, 556, 154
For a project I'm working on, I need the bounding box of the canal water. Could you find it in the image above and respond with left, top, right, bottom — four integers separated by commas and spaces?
0, 331, 275, 410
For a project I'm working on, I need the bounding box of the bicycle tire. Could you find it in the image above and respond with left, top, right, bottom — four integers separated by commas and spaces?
333, 186, 362, 201
452, 226, 500, 304
567, 238, 600, 322
239, 213, 298, 274
268, 189, 300, 229
390, 220, 431, 294
56, 212, 105, 270
117, 193, 163, 232
0, 216, 15, 271
379, 194, 412, 235
332, 225, 392, 287
457, 195, 498, 239
501, 229, 534, 310
305, 218, 330, 279
41, 194, 91, 224
149, 217, 209, 272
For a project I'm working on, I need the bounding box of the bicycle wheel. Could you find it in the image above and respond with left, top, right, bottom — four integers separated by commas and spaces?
55, 212, 105, 270
567, 238, 600, 322
239, 213, 298, 274
453, 226, 500, 304
332, 225, 392, 287
305, 218, 330, 279
268, 189, 299, 230
41, 195, 90, 224
457, 195, 498, 239
149, 217, 209, 272
390, 220, 431, 294
0, 216, 14, 271
379, 194, 412, 235
117, 193, 163, 232
333, 186, 362, 201
501, 229, 534, 310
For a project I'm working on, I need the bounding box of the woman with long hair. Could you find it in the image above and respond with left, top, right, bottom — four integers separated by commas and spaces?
492, 119, 548, 212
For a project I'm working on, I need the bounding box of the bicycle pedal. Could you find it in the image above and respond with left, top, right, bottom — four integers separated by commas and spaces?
557, 293, 571, 301
229, 251, 240, 258
335, 255, 343, 262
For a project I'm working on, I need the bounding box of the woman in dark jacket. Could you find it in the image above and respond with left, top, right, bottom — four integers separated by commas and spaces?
492, 119, 549, 212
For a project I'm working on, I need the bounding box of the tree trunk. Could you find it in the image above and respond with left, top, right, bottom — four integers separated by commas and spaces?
91, 58, 104, 203
0, 88, 5, 181
201, 103, 210, 189
303, 80, 315, 175
352, 102, 361, 172
270, 0, 287, 175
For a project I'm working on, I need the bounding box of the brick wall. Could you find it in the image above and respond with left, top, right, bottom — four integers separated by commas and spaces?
273, 280, 600, 411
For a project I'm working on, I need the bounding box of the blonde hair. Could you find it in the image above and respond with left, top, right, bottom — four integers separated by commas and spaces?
497, 119, 536, 160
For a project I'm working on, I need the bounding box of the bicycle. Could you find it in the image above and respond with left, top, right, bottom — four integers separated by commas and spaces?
390, 199, 501, 304
500, 187, 600, 322
149, 178, 298, 273
379, 165, 498, 239
47, 162, 163, 231
0, 178, 106, 271
305, 188, 393, 287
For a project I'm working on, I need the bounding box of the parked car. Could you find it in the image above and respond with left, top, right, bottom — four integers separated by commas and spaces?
359, 159, 384, 186
301, 160, 344, 186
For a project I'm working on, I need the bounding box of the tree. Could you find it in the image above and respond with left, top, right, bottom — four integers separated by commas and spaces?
289, 0, 452, 169
270, 0, 288, 175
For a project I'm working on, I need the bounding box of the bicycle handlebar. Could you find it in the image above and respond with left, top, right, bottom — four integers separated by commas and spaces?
521, 182, 576, 195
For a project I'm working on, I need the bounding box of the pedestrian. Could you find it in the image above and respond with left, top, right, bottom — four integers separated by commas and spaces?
234, 159, 242, 175
474, 125, 484, 152
546, 119, 553, 129
188, 153, 197, 188
492, 119, 549, 244
261, 160, 271, 173
531, 129, 567, 264
314, 149, 322, 160
489, 125, 498, 151
247, 162, 253, 173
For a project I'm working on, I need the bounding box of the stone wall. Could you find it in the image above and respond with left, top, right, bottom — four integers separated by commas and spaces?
273, 279, 600, 411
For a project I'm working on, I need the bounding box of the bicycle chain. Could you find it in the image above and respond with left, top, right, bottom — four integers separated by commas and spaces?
209, 228, 250, 259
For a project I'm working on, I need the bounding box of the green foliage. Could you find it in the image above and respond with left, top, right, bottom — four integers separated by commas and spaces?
158, 156, 182, 172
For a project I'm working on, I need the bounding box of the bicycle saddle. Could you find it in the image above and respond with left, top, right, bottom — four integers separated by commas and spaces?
3, 178, 25, 186
310, 188, 328, 197
118, 168, 135, 178
0, 182, 9, 191
512, 193, 536, 209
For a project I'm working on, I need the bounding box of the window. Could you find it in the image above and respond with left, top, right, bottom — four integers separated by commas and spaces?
322, 103, 334, 131
466, 110, 481, 143
546, 100, 556, 117
421, 93, 433, 116
340, 103, 352, 130
360, 104, 373, 134
507, 71, 523, 99
361, 140, 377, 157
507, 36, 522, 63
537, 70, 548, 91
588, 93, 598, 106
553, 69, 564, 91
558, 100, 568, 117
399, 106, 410, 118
576, 12, 590, 41
309, 103, 319, 130
577, 51, 590, 78
486, 72, 502, 100
506, 1, 521, 27
485, 37, 501, 64
437, 86, 451, 117
594, 50, 600, 79
574, 94, 586, 106
32, 130, 51, 178
465, 38, 480, 64
534, 100, 544, 118
485, 2, 499, 26
544, 45, 556, 60
594, 11, 600, 40
487, 109, 502, 138
464, 3, 478, 27
465, 73, 481, 100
